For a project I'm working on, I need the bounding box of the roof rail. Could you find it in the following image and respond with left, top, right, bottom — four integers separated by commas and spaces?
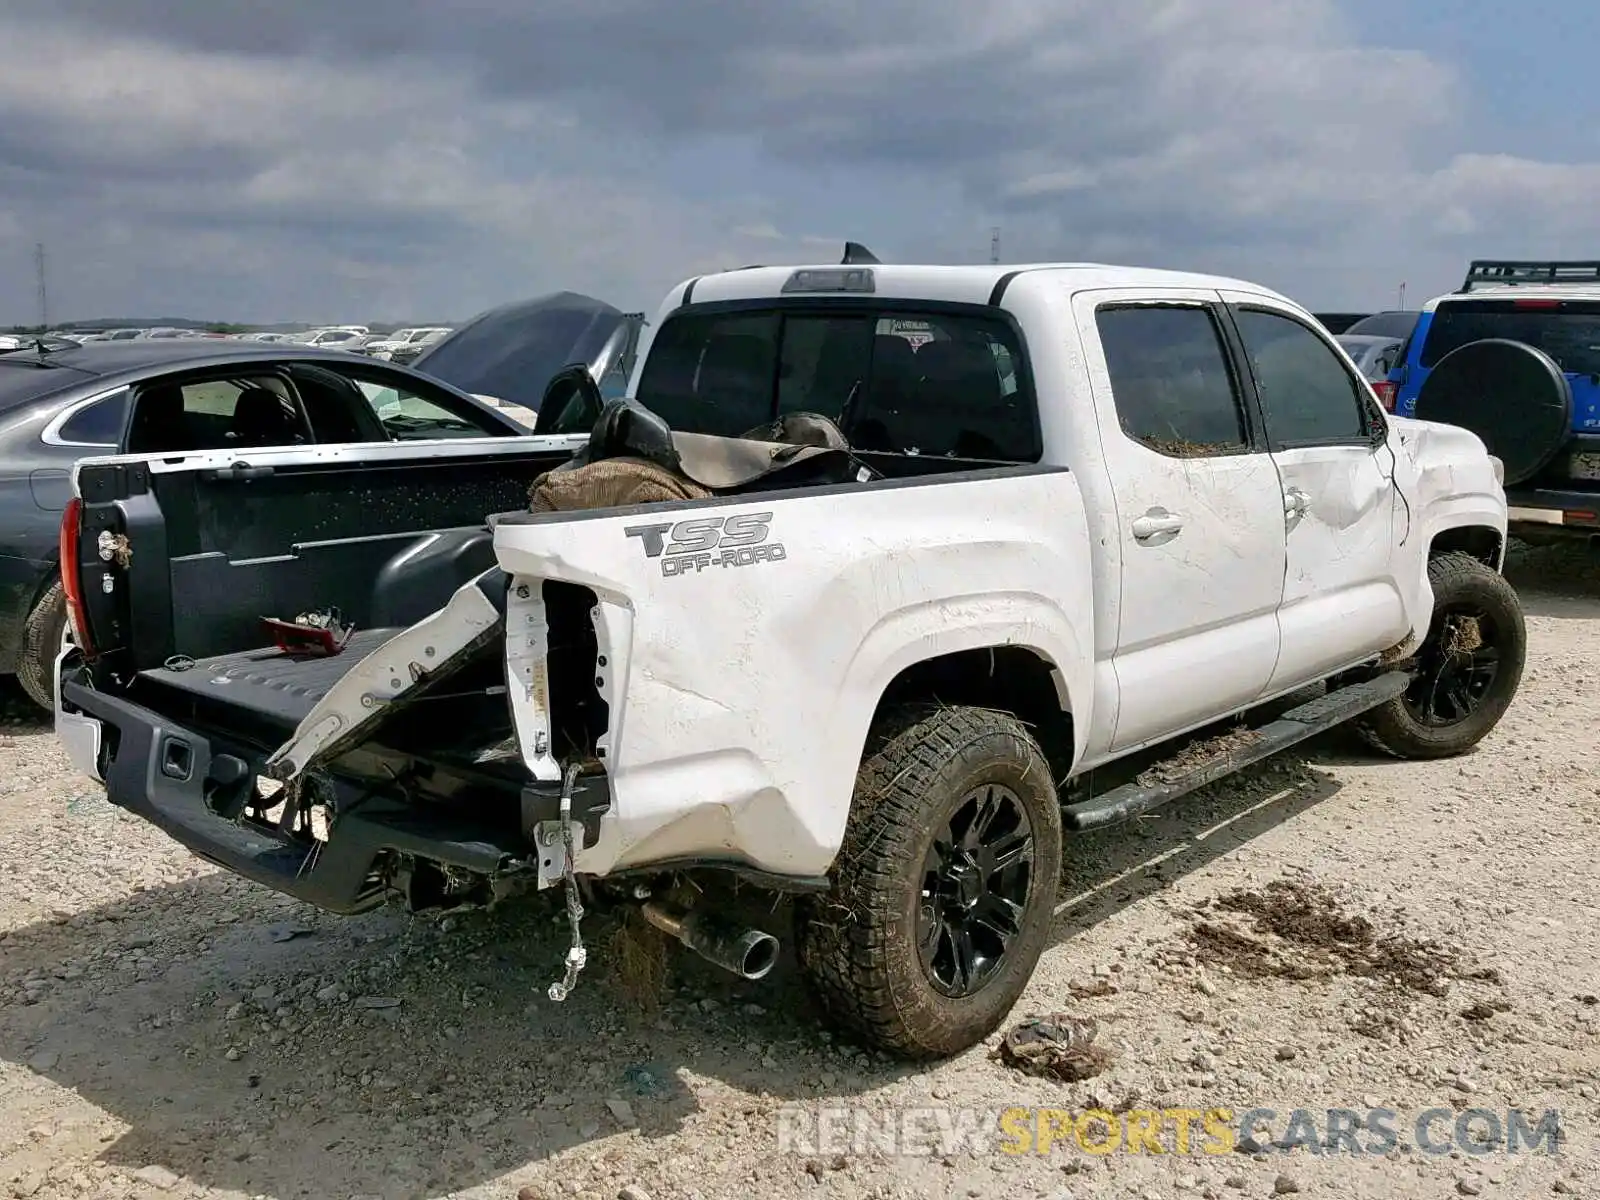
1458, 259, 1600, 292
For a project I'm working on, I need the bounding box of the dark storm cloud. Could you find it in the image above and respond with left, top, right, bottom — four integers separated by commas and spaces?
3, 1, 1600, 324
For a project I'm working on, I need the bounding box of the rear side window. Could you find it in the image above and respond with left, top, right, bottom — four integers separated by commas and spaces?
126, 377, 311, 453
1095, 304, 1247, 456
635, 308, 1039, 461
55, 389, 130, 446
1421, 299, 1600, 375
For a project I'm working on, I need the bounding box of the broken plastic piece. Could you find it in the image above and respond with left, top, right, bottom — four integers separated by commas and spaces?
262, 607, 355, 657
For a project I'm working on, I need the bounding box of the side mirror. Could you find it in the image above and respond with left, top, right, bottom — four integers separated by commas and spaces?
534, 364, 605, 435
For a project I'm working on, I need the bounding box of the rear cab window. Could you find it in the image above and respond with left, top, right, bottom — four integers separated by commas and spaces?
625, 305, 1041, 462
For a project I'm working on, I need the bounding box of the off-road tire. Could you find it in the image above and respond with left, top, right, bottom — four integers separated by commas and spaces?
1357, 553, 1526, 759
17, 580, 68, 712
796, 705, 1062, 1060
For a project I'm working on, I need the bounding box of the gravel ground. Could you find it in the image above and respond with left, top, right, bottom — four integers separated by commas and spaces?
2, 542, 1597, 1200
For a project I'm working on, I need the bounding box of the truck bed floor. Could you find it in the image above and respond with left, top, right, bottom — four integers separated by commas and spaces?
138, 627, 404, 730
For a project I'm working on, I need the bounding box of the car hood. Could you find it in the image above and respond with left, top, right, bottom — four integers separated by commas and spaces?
408, 291, 633, 410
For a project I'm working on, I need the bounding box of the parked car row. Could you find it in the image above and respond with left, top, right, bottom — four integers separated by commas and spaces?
0, 292, 646, 711
25, 325, 453, 356
356, 326, 455, 359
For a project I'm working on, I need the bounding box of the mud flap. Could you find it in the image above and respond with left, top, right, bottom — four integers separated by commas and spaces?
264, 570, 508, 782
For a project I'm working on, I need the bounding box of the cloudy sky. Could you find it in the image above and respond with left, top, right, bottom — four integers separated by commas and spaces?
3, 0, 1598, 326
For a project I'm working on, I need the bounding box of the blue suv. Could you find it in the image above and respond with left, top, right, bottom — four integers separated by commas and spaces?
1388, 260, 1600, 544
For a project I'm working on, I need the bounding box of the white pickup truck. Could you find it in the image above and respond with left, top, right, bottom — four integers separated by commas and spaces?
55, 255, 1525, 1060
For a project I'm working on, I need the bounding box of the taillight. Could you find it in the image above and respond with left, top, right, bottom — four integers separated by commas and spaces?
1372, 380, 1397, 411
58, 497, 93, 657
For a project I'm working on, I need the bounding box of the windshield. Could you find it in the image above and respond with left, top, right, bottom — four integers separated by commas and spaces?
409, 292, 626, 409
1335, 335, 1400, 376
1342, 311, 1418, 339
1421, 299, 1600, 375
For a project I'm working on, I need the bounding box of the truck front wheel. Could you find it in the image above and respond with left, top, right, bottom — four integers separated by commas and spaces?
1357, 552, 1527, 759
797, 705, 1062, 1060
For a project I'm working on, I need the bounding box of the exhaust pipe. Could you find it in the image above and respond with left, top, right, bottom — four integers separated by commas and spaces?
640, 901, 780, 981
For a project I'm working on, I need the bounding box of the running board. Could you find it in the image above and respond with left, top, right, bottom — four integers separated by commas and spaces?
1062, 670, 1412, 832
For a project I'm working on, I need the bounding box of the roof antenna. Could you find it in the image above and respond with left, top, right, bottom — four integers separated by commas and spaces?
841, 242, 880, 265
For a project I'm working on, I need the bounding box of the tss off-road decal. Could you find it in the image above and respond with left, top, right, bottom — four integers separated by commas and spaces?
624, 512, 788, 577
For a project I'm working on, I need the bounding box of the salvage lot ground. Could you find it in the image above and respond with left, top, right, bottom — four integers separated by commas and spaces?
2, 545, 1597, 1200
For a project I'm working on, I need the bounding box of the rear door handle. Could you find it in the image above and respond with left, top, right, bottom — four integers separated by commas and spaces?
1284, 487, 1311, 517
1131, 510, 1185, 540
201, 463, 275, 482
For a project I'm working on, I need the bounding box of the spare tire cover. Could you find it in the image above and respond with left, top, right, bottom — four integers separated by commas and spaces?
1412, 338, 1572, 486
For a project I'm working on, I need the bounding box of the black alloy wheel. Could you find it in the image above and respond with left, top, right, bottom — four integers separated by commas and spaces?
1401, 603, 1503, 727
917, 783, 1035, 997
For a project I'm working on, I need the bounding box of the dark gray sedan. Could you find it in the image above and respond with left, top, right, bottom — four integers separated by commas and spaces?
0, 297, 627, 711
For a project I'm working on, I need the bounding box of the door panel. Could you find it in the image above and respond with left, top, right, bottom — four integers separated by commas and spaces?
1075, 290, 1288, 752
1266, 446, 1406, 688
1222, 296, 1410, 690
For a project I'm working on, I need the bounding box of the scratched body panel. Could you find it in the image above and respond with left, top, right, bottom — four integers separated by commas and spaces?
492, 470, 1095, 880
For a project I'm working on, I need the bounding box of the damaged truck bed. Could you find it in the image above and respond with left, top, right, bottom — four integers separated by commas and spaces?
57, 422, 1077, 915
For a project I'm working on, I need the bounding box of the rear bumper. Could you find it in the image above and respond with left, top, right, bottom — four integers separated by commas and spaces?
1505, 486, 1600, 536
53, 659, 546, 914
54, 644, 103, 783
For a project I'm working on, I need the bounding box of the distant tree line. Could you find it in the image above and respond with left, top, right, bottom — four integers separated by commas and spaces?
4, 322, 251, 335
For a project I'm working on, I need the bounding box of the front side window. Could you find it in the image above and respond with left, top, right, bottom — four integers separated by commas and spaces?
632, 307, 1039, 460
1095, 304, 1248, 457
1234, 308, 1370, 446
355, 379, 494, 440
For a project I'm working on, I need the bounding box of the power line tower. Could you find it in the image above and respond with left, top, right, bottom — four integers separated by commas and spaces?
35, 243, 48, 330
990, 227, 1001, 264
